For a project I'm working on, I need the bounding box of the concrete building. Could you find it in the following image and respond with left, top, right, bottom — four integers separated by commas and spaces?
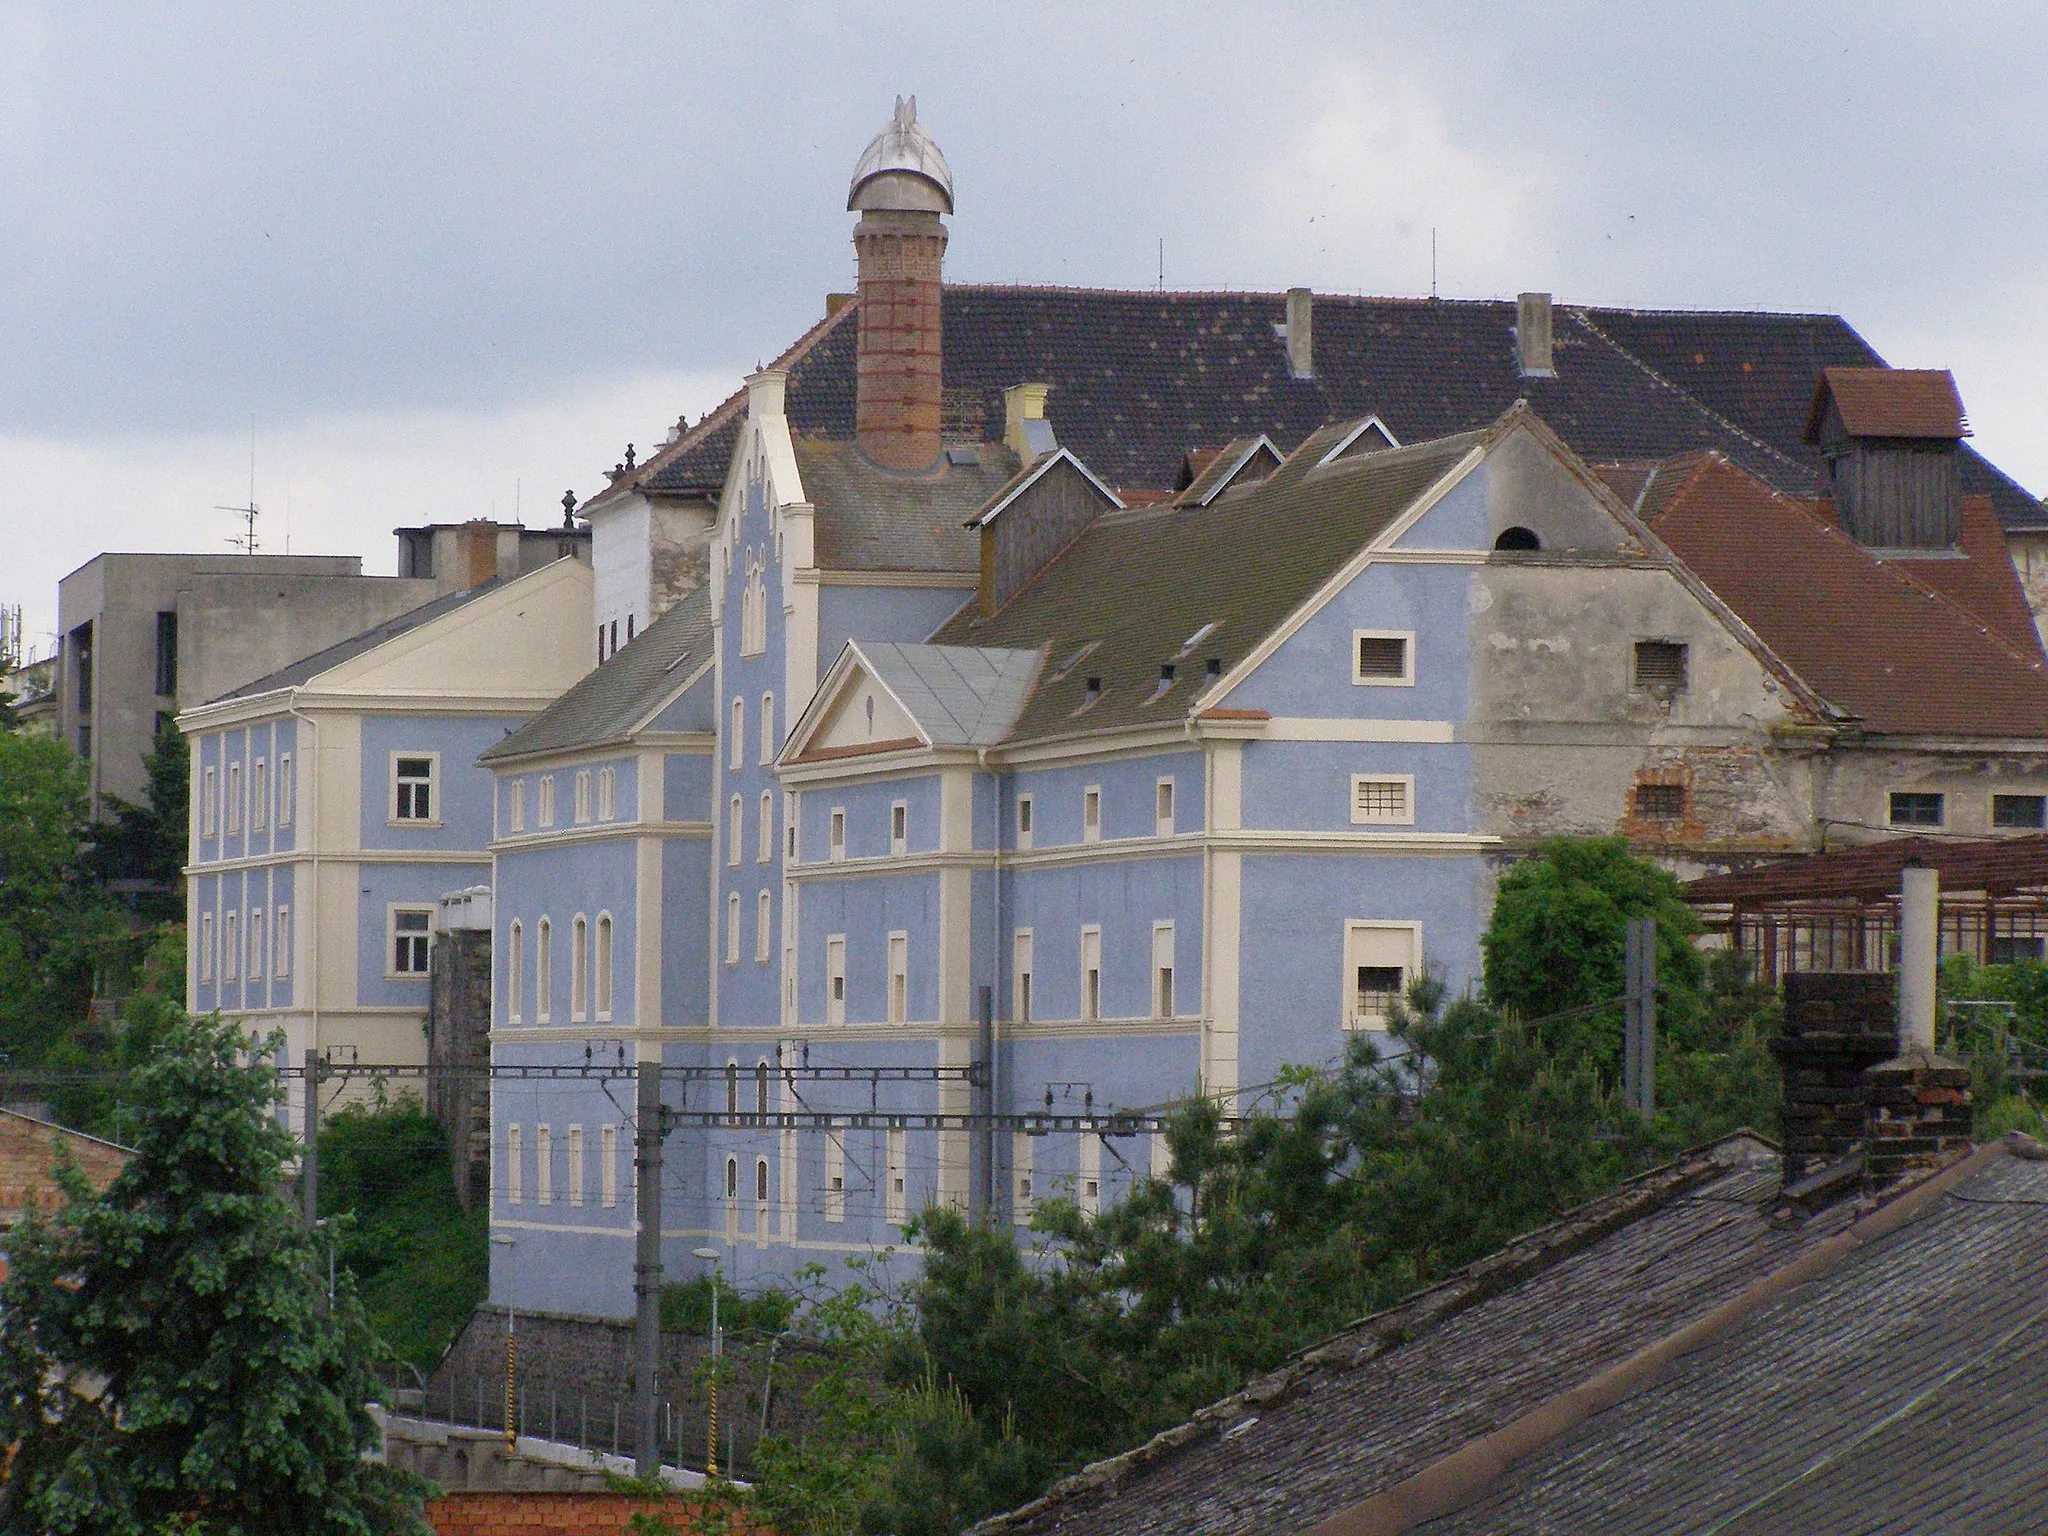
177, 556, 593, 1133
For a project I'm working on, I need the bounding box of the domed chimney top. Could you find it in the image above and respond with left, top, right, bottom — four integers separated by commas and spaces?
848, 96, 954, 215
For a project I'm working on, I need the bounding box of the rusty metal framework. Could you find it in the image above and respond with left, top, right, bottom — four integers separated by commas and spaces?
1685, 835, 2048, 983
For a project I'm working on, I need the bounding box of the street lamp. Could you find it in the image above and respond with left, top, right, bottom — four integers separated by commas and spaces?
490, 1233, 518, 1447
691, 1246, 723, 1478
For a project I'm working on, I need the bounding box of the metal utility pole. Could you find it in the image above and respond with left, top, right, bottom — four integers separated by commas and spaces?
633, 1060, 665, 1478
974, 985, 995, 1222
692, 1246, 724, 1478
1623, 919, 1657, 1121
301, 1048, 321, 1226
490, 1234, 517, 1446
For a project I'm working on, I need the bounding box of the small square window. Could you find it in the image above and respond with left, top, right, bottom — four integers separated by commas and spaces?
1351, 776, 1415, 825
891, 801, 908, 856
1634, 641, 1689, 692
1993, 794, 2047, 830
829, 808, 846, 861
1083, 787, 1101, 843
1155, 779, 1175, 837
1016, 796, 1034, 851
1889, 792, 1945, 829
1354, 965, 1404, 1021
1635, 782, 1687, 820
1354, 631, 1414, 685
394, 756, 436, 821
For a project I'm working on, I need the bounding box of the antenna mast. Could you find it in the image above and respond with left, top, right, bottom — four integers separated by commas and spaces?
218, 419, 260, 553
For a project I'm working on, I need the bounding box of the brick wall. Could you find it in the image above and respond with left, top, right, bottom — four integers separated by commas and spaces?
427, 927, 492, 1208
0, 1109, 130, 1220
426, 1490, 766, 1536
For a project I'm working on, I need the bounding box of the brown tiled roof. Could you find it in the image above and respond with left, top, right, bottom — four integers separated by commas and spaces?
928, 424, 1486, 745
1684, 832, 2048, 905
1804, 366, 1969, 441
1647, 457, 2048, 737
589, 289, 2043, 533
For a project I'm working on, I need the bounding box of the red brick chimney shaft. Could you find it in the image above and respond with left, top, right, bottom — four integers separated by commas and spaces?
854, 209, 947, 473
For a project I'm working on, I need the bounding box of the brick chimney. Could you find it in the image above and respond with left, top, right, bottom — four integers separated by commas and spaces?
848, 98, 954, 473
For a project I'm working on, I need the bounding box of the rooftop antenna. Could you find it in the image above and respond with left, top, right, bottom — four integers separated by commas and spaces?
1158, 237, 1164, 292
217, 418, 259, 553
1431, 228, 1438, 299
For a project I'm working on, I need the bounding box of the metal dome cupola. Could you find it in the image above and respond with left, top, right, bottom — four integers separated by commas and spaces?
848, 95, 954, 214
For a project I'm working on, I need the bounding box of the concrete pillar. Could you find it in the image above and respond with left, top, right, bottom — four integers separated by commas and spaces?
1517, 292, 1555, 378
1285, 288, 1314, 379
1897, 864, 1938, 1053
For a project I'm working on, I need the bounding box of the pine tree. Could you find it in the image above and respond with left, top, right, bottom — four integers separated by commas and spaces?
88, 719, 189, 922
0, 1011, 434, 1535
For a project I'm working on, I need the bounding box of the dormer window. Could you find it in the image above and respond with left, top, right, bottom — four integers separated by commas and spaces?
1148, 664, 1176, 702
1076, 676, 1103, 714
1049, 641, 1101, 683
1177, 623, 1219, 659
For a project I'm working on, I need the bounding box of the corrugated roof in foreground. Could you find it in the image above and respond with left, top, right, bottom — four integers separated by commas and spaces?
478, 585, 712, 763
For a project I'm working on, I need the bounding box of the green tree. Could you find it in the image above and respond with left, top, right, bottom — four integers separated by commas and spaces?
0, 1010, 434, 1535
88, 721, 189, 922
0, 729, 116, 1063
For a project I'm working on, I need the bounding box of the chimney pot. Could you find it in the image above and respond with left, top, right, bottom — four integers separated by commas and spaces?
1285, 288, 1314, 380
1206, 657, 1222, 678
1004, 383, 1055, 461
1517, 292, 1556, 378
1085, 676, 1101, 696
1160, 663, 1175, 682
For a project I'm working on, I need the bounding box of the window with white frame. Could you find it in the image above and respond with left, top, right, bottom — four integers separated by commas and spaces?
887, 1127, 908, 1224
507, 921, 523, 1022
601, 1124, 618, 1207
758, 791, 774, 862
506, 1124, 523, 1204
1155, 778, 1175, 837
508, 779, 525, 833
1345, 922, 1419, 1029
252, 758, 268, 830
199, 912, 214, 982
756, 1155, 771, 1207
222, 910, 238, 980
595, 914, 613, 1019
1354, 630, 1415, 685
888, 932, 909, 1023
1016, 795, 1034, 850
825, 1127, 847, 1223
725, 1061, 739, 1117
568, 1124, 585, 1208
785, 793, 798, 860
574, 769, 592, 823
755, 1060, 771, 1117
392, 754, 437, 822
536, 1124, 552, 1206
1079, 1134, 1101, 1215
760, 693, 776, 764
829, 807, 846, 861
277, 754, 293, 826
1351, 775, 1416, 826
756, 890, 772, 963
226, 762, 242, 833
891, 800, 908, 856
1153, 923, 1175, 1018
535, 918, 552, 1022
203, 765, 217, 836
1013, 929, 1034, 1023
247, 908, 265, 981
826, 935, 847, 1025
728, 795, 743, 865
726, 893, 742, 964
1081, 926, 1102, 1021
1889, 791, 1945, 829
571, 914, 588, 1020
274, 905, 291, 979
1083, 787, 1101, 843
731, 698, 745, 770
538, 774, 556, 827
597, 766, 616, 822
1013, 1132, 1035, 1223
725, 1155, 739, 1201
390, 907, 433, 977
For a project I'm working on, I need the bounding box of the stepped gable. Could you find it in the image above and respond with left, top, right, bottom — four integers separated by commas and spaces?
1645, 456, 2048, 737
600, 290, 2039, 528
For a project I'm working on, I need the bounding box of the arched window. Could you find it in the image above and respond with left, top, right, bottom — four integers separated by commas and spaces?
728, 796, 743, 867
535, 918, 552, 1023
730, 698, 745, 769
507, 921, 523, 1023
755, 1158, 770, 1202
726, 892, 741, 963
755, 1060, 770, 1117
1494, 525, 1542, 551
725, 1156, 739, 1200
725, 1061, 739, 1117
594, 914, 613, 1020
756, 889, 772, 963
759, 693, 776, 764
571, 914, 588, 1020
758, 791, 774, 863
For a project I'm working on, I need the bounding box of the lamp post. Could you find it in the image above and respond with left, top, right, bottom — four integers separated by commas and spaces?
691, 1246, 723, 1478
490, 1233, 517, 1447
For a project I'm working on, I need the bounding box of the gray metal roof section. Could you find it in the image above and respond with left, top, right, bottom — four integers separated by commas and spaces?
857, 641, 1042, 747
793, 436, 1016, 574
212, 579, 503, 702
478, 585, 713, 764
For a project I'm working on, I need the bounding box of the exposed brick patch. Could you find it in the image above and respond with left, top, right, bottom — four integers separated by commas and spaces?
426, 1491, 767, 1536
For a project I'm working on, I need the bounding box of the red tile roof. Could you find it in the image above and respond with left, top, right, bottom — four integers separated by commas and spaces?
1647, 456, 2048, 738
1805, 367, 1968, 441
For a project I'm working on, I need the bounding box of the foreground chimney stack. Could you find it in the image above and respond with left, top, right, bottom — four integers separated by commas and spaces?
848, 97, 955, 473
1285, 287, 1314, 379
1517, 292, 1555, 379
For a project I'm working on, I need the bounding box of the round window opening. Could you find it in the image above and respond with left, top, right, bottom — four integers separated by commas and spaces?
1494, 526, 1542, 552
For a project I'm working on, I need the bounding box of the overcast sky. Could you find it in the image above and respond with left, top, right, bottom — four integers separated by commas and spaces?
4, 2, 2044, 652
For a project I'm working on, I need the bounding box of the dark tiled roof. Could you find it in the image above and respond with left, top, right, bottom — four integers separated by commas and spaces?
477, 585, 712, 763
212, 579, 503, 702
973, 1136, 1837, 1536
1647, 458, 2048, 737
1806, 365, 1969, 440
600, 289, 2042, 532
1414, 1145, 2048, 1536
929, 425, 1486, 745
792, 437, 1014, 573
